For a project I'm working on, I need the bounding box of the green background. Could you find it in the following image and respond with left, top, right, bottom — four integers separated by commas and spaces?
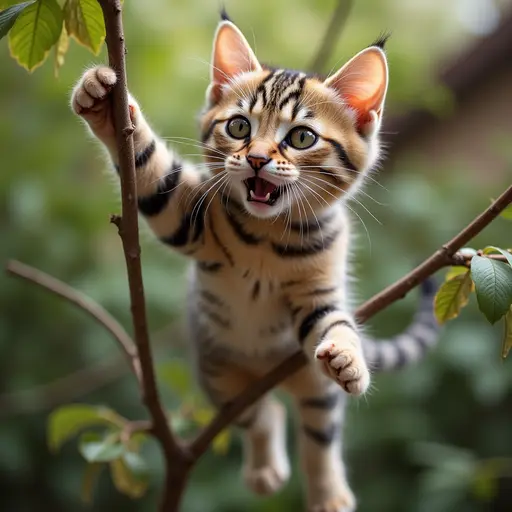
1, 0, 511, 511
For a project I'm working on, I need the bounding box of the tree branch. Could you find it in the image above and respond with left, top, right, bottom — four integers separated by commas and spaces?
97, 1, 191, 508
5, 260, 141, 380
190, 183, 512, 458
309, 0, 354, 73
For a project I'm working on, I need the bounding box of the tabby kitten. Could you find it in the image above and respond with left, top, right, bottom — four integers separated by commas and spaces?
71, 15, 439, 512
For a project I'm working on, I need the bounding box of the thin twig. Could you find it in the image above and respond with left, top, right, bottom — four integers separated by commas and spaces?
190, 184, 512, 458
309, 0, 354, 73
6, 260, 141, 380
97, 1, 191, 509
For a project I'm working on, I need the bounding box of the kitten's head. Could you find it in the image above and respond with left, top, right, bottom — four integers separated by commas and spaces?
200, 18, 388, 220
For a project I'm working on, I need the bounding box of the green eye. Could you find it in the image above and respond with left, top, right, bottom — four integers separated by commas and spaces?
226, 116, 251, 139
287, 127, 317, 150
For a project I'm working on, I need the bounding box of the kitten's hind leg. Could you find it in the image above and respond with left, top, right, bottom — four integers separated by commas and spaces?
281, 365, 355, 512
197, 355, 290, 495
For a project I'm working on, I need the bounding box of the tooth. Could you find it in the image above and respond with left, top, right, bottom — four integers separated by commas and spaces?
264, 193, 270, 201
250, 190, 255, 198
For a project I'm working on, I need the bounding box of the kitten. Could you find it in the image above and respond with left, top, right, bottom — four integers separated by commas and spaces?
71, 15, 439, 512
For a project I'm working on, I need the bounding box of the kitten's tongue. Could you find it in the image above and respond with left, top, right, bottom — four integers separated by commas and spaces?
253, 177, 276, 200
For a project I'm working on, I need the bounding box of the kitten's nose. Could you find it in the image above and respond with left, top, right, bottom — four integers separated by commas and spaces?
246, 154, 271, 172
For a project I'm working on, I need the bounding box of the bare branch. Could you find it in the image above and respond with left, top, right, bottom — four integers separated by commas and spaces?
190, 184, 512, 457
6, 260, 141, 379
309, 0, 354, 73
97, 1, 191, 508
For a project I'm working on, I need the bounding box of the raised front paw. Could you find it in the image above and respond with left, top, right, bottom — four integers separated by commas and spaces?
314, 339, 370, 396
71, 66, 121, 140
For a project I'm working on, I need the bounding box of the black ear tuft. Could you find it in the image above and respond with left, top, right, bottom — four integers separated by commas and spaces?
371, 32, 391, 50
220, 6, 232, 22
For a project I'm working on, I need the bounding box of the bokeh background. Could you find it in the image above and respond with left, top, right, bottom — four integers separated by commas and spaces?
1, 0, 512, 511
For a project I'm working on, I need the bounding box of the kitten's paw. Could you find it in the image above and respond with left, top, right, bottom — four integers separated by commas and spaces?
71, 66, 136, 140
315, 339, 370, 396
309, 492, 356, 512
243, 463, 289, 496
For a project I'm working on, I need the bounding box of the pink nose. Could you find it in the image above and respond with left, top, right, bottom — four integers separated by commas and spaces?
246, 154, 271, 172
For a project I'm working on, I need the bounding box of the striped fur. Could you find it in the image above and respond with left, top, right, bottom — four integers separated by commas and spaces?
71, 16, 439, 512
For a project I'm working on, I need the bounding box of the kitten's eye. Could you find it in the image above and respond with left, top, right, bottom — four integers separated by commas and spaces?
226, 116, 251, 139
287, 127, 317, 150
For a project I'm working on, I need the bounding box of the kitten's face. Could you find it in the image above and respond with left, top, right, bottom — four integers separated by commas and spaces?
200, 22, 388, 220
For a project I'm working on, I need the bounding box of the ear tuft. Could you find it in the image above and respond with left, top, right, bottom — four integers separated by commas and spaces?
219, 6, 231, 22
323, 47, 388, 132
370, 32, 391, 50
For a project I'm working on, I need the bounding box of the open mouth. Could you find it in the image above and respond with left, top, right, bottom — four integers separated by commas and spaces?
244, 177, 283, 206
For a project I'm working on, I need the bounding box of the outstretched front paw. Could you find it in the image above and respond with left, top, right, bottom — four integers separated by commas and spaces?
315, 339, 370, 396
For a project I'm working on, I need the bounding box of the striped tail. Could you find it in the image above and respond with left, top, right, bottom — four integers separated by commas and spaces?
363, 278, 440, 372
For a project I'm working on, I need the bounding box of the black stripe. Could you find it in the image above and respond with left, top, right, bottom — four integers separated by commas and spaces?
393, 344, 409, 368
298, 305, 338, 344
191, 201, 206, 243
300, 393, 340, 410
137, 161, 182, 217
252, 280, 260, 300
201, 306, 231, 329
224, 208, 261, 245
291, 305, 302, 321
324, 138, 358, 173
198, 261, 223, 273
320, 319, 354, 341
135, 140, 156, 168
272, 229, 339, 258
200, 290, 224, 307
160, 214, 191, 247
302, 423, 338, 445
289, 214, 332, 233
209, 216, 234, 266
278, 90, 301, 111
202, 119, 222, 142
305, 287, 338, 297
249, 70, 275, 111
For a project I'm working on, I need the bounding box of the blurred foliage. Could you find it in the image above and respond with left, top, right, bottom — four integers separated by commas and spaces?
1, 0, 512, 511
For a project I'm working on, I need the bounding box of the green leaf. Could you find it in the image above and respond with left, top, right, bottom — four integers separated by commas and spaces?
434, 271, 473, 324
445, 266, 469, 281
63, 0, 105, 54
123, 451, 149, 480
8, 0, 63, 72
212, 428, 231, 455
158, 360, 193, 398
47, 404, 122, 452
79, 432, 126, 462
81, 462, 103, 504
471, 256, 512, 324
110, 457, 149, 499
483, 246, 512, 267
500, 204, 512, 220
53, 23, 68, 76
0, 1, 34, 41
503, 307, 512, 359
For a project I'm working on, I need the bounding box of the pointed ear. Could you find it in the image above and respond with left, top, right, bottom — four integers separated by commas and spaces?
208, 21, 261, 103
324, 47, 388, 135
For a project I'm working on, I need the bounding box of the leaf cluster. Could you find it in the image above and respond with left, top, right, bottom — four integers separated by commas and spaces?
0, 0, 105, 74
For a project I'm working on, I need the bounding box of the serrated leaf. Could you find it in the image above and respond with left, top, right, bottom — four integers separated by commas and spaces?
81, 462, 103, 504
158, 360, 193, 398
446, 266, 469, 281
471, 256, 512, 324
483, 246, 512, 267
503, 307, 512, 359
8, 0, 63, 72
434, 271, 473, 324
63, 0, 104, 54
47, 404, 122, 452
53, 24, 68, 76
79, 432, 126, 462
110, 457, 148, 499
0, 1, 34, 41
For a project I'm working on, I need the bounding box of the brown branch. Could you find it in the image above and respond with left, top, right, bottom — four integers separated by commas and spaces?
97, 1, 191, 509
309, 0, 354, 73
5, 260, 141, 380
190, 183, 512, 458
